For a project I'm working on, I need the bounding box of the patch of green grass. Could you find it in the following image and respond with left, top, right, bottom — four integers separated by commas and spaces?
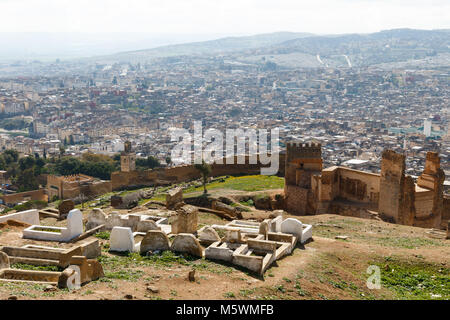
184, 175, 284, 193
11, 263, 61, 272
239, 288, 256, 297
275, 284, 286, 293
294, 280, 308, 296
373, 258, 450, 300
374, 237, 445, 249
224, 292, 235, 298
95, 231, 110, 240
240, 199, 254, 207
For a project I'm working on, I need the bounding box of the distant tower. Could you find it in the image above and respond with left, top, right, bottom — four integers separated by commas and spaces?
120, 141, 136, 172
424, 119, 432, 137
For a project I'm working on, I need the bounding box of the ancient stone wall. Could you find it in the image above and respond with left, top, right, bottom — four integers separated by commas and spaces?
443, 196, 450, 229
337, 168, 380, 204
284, 142, 322, 215
1, 189, 47, 206
378, 150, 407, 223
414, 152, 445, 229
284, 185, 309, 215
111, 154, 285, 191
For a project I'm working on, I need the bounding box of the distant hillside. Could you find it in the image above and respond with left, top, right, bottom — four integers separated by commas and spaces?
231, 29, 450, 69
91, 29, 450, 68
91, 32, 314, 62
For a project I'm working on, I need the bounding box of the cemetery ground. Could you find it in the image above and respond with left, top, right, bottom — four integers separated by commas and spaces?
0, 175, 448, 300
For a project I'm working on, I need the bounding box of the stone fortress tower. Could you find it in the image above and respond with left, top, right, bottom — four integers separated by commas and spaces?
120, 141, 136, 173
284, 141, 323, 215
283, 140, 447, 230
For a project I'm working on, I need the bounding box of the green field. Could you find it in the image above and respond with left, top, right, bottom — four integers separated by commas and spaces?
184, 175, 284, 193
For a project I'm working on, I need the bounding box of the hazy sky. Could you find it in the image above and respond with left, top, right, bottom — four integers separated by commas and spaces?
0, 0, 448, 35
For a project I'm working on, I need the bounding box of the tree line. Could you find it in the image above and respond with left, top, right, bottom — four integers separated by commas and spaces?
0, 149, 162, 192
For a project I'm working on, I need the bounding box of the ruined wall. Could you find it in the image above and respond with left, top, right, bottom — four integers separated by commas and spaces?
414, 152, 445, 229
284, 185, 309, 215
337, 168, 380, 204
443, 196, 450, 229
1, 189, 47, 206
315, 166, 379, 214
414, 188, 434, 217
378, 150, 407, 223
400, 176, 416, 226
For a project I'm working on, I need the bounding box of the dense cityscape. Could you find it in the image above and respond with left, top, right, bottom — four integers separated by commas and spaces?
0, 3, 448, 302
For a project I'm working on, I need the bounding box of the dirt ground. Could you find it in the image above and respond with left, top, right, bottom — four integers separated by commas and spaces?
0, 192, 448, 300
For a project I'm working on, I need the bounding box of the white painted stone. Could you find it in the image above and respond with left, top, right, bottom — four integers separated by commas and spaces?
64, 209, 83, 240
0, 209, 39, 225
280, 218, 303, 240
269, 215, 283, 232
22, 209, 83, 242
301, 224, 313, 244
110, 227, 135, 252
205, 242, 234, 262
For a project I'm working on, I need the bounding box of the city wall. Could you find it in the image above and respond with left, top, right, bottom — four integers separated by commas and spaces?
1, 189, 47, 206
111, 154, 285, 191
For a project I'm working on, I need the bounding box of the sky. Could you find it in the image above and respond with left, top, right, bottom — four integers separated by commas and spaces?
0, 0, 449, 35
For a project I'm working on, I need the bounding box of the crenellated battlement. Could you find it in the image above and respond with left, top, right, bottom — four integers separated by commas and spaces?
286, 141, 322, 162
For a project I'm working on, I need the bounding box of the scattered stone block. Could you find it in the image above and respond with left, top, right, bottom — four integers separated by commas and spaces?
86, 208, 107, 230
335, 235, 349, 240
0, 252, 10, 269
58, 200, 75, 219
140, 230, 171, 254
110, 195, 123, 208
211, 200, 238, 218
166, 187, 183, 209
171, 233, 203, 257
188, 270, 195, 282
198, 226, 221, 245
172, 205, 198, 234
147, 286, 159, 293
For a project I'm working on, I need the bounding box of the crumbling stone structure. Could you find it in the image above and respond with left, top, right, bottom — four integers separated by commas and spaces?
378, 150, 416, 225
283, 144, 446, 229
414, 152, 445, 228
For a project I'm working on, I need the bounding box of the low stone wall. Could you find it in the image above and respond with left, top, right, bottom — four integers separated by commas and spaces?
1, 189, 47, 206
